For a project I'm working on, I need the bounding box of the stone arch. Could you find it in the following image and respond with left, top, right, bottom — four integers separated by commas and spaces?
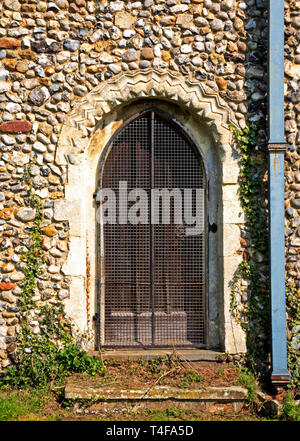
54, 69, 246, 354
55, 68, 237, 165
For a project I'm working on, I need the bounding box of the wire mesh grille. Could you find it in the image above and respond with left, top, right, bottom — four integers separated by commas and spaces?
100, 111, 206, 347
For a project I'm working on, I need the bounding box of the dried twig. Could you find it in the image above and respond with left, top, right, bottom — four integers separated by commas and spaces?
131, 366, 181, 412
171, 347, 203, 376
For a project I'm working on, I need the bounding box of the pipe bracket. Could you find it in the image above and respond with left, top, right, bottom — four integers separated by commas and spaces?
271, 374, 290, 387
267, 143, 287, 152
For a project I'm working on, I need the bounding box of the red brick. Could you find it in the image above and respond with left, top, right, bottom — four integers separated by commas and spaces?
0, 282, 16, 291
141, 47, 154, 60
0, 38, 20, 49
216, 77, 228, 90
0, 120, 32, 133
0, 208, 13, 220
42, 225, 57, 237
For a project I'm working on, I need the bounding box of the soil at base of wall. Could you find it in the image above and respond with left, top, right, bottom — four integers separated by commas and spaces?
60, 359, 261, 421
68, 359, 242, 389
0, 359, 289, 421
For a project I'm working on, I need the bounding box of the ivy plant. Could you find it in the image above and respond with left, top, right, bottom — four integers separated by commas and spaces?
231, 124, 299, 388
230, 124, 270, 374
1, 157, 104, 389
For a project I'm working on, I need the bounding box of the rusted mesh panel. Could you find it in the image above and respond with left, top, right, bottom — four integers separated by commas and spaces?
100, 111, 206, 347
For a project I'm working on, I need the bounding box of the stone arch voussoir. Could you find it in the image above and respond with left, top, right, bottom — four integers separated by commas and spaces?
55, 69, 237, 165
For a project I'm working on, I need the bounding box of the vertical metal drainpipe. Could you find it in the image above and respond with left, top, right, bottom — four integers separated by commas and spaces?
268, 0, 290, 386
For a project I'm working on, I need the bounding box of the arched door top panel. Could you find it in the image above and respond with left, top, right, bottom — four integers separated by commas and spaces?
98, 110, 207, 348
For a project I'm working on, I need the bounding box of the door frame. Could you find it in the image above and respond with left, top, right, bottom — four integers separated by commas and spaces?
96, 106, 209, 349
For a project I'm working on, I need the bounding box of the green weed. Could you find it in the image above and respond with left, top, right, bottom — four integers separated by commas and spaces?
2, 341, 105, 388
0, 388, 49, 421
181, 371, 204, 387
237, 368, 258, 406
148, 356, 172, 375
214, 366, 225, 378
280, 393, 300, 421
143, 406, 191, 421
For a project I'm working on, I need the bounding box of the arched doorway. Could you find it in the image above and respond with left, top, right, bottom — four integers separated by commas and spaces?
56, 70, 246, 354
98, 109, 207, 348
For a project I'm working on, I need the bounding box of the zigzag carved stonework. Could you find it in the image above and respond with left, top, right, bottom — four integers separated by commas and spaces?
55, 69, 237, 165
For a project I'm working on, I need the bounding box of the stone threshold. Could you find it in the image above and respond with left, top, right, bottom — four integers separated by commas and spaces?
65, 384, 247, 402
64, 384, 280, 417
88, 348, 224, 362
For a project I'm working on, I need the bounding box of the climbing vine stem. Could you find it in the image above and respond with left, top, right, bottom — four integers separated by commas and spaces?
230, 124, 270, 375
231, 124, 299, 387
18, 156, 44, 311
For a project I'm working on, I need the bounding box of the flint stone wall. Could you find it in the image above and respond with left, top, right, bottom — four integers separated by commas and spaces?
0, 0, 299, 368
